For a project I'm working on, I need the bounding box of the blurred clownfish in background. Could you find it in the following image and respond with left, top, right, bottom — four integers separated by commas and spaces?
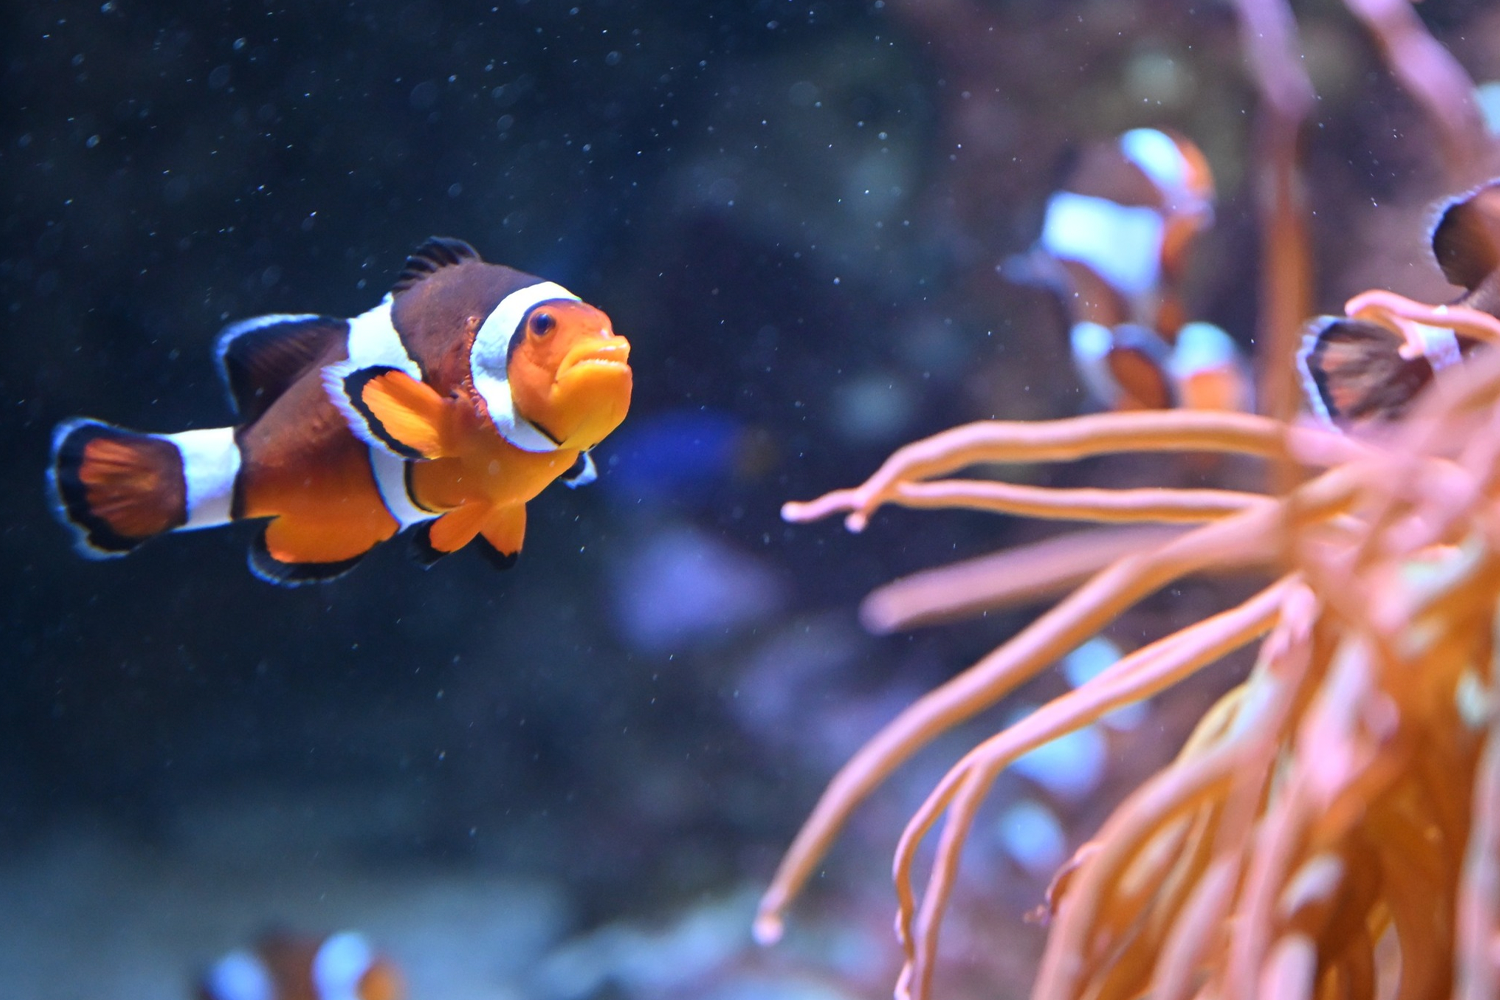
1299, 178, 1500, 425
1005, 128, 1252, 415
198, 930, 403, 1000
48, 237, 632, 584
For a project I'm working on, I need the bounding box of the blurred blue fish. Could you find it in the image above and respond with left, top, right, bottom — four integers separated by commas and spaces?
602, 408, 770, 505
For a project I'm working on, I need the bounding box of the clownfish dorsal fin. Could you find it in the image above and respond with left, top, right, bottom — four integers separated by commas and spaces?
1431, 181, 1500, 298
391, 236, 482, 295
215, 314, 347, 423
323, 364, 452, 460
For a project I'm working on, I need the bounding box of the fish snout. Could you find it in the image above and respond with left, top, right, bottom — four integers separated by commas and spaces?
558, 336, 631, 380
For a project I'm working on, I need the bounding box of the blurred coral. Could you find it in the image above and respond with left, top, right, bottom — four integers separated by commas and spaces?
759, 345, 1500, 998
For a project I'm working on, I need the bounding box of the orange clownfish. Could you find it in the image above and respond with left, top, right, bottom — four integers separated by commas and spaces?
48, 237, 633, 584
197, 930, 403, 1000
1006, 128, 1250, 415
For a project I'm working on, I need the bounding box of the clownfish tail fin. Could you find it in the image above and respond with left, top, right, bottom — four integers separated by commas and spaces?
50, 418, 243, 558
49, 419, 186, 557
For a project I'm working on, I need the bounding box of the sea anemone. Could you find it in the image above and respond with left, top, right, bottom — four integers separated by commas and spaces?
755, 345, 1500, 998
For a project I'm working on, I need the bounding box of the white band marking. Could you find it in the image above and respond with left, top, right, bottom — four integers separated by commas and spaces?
345, 295, 421, 375
162, 427, 240, 530
323, 295, 427, 453
1041, 191, 1164, 297
203, 949, 273, 1000
312, 931, 376, 1000
1415, 322, 1462, 372
470, 281, 579, 453
368, 446, 432, 528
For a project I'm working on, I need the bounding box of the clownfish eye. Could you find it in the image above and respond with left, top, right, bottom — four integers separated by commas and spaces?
530, 311, 556, 336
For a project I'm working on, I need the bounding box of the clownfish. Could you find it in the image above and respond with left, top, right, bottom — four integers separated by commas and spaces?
1300, 178, 1500, 425
1006, 128, 1249, 414
198, 930, 403, 1000
48, 237, 632, 584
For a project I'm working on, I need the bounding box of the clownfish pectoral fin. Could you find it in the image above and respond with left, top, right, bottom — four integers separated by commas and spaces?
477, 505, 526, 570
324, 364, 451, 460
391, 236, 482, 294
559, 451, 597, 489
249, 520, 373, 586
409, 502, 490, 567
1297, 317, 1434, 425
216, 314, 348, 423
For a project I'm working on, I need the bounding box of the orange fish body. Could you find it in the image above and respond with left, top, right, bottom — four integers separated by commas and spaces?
49, 237, 632, 583
198, 930, 403, 1000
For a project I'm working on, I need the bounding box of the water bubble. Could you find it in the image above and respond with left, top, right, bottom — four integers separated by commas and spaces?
408, 80, 439, 110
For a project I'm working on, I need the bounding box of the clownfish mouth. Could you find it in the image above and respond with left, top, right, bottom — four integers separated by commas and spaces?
558, 339, 631, 379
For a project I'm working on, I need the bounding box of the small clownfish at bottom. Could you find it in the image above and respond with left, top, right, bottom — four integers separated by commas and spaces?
1069, 320, 1251, 414
198, 930, 403, 1000
48, 237, 632, 584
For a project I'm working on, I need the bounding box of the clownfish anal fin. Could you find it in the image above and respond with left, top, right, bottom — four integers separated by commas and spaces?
409, 502, 490, 569
1298, 317, 1434, 425
476, 542, 519, 571
391, 236, 482, 294
216, 314, 347, 423
408, 521, 450, 567
560, 451, 597, 488
479, 505, 526, 566
1432, 181, 1500, 296
327, 365, 449, 460
248, 526, 366, 586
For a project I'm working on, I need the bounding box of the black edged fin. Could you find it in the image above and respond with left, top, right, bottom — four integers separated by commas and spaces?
338, 365, 429, 459
560, 451, 597, 489
475, 537, 520, 571
1297, 317, 1434, 425
408, 521, 451, 568
48, 418, 186, 558
391, 237, 482, 295
1431, 181, 1500, 294
215, 314, 348, 422
408, 522, 518, 571
248, 527, 365, 586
